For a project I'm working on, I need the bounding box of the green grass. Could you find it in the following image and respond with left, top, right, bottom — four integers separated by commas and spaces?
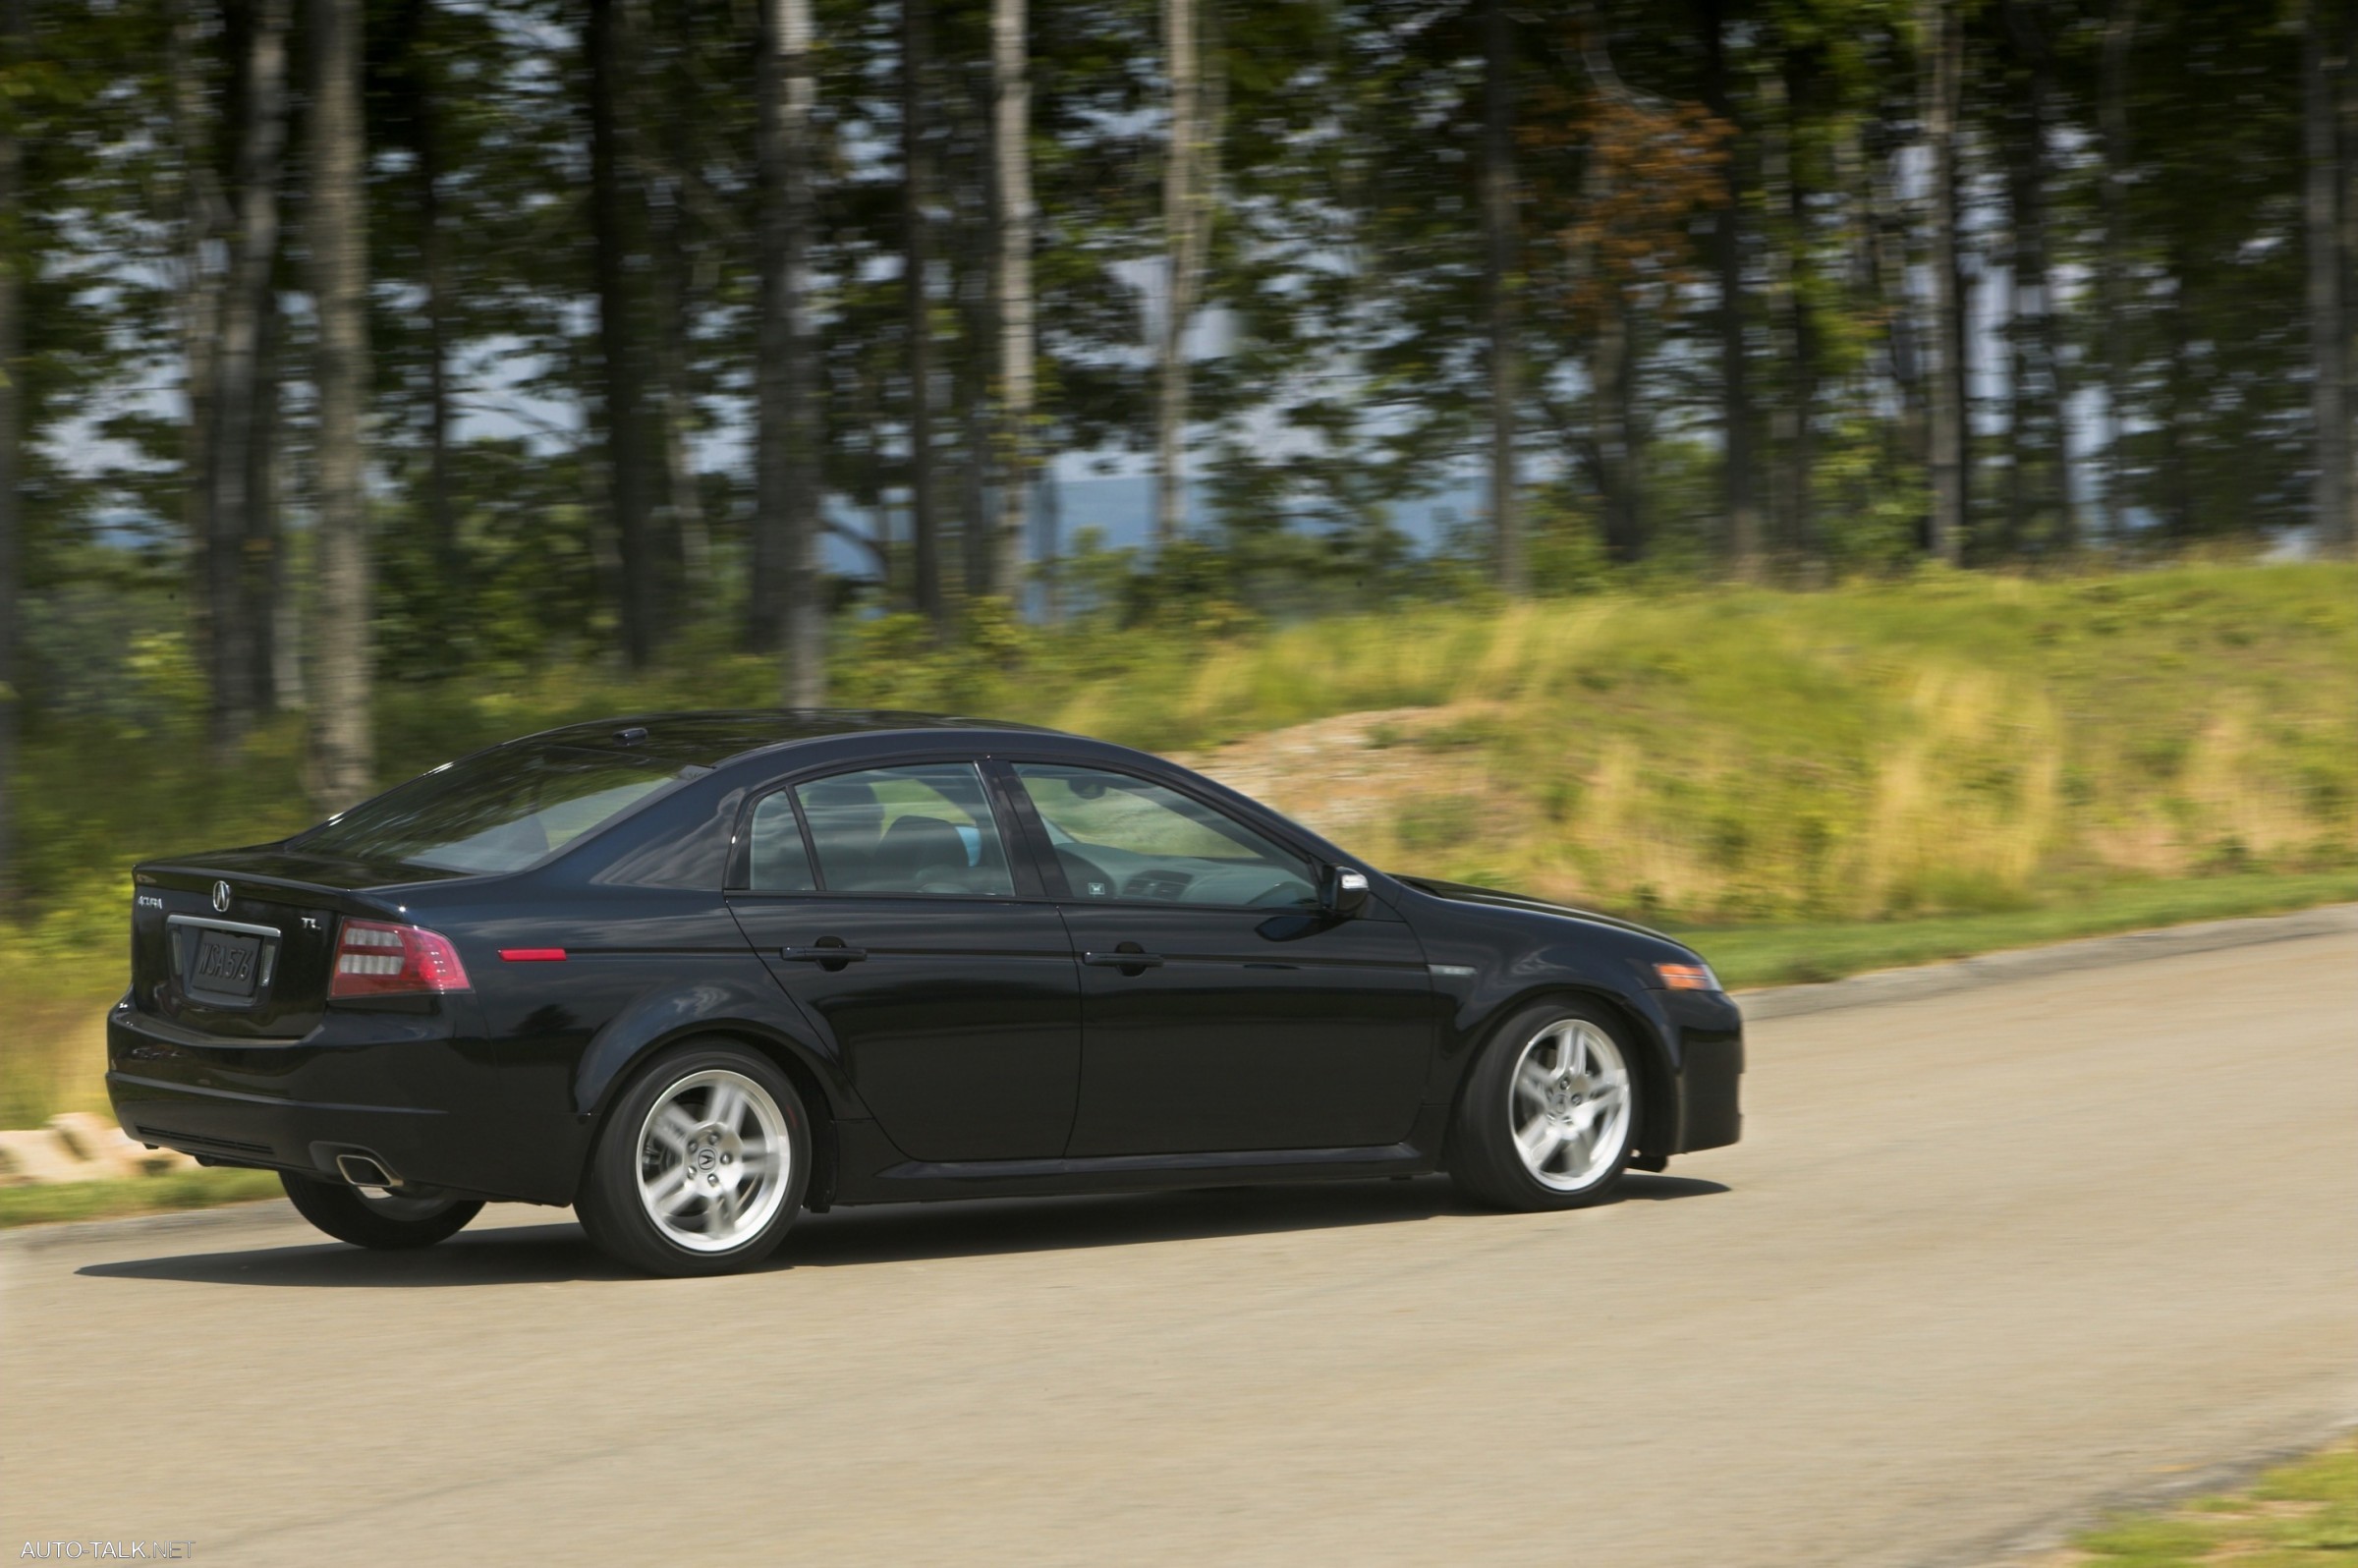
2064, 1436, 2358, 1566
1674, 868, 2358, 989
0, 1167, 284, 1229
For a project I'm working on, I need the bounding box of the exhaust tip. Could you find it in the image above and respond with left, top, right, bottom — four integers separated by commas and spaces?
334, 1152, 397, 1189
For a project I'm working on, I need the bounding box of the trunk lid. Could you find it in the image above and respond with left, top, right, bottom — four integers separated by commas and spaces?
128, 847, 469, 1041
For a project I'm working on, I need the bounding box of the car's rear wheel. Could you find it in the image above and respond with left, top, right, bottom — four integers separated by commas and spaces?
576, 1040, 811, 1277
1449, 1001, 1640, 1210
280, 1171, 483, 1250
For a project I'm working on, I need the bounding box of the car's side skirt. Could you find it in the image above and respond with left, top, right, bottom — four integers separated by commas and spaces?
831, 1103, 1449, 1204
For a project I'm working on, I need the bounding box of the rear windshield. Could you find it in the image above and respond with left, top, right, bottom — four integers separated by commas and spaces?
291, 745, 685, 874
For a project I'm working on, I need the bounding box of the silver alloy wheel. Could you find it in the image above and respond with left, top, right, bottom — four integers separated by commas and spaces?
1507, 1019, 1633, 1193
634, 1068, 792, 1254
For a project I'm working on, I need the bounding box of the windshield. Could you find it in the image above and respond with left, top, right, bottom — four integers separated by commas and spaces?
291, 745, 684, 874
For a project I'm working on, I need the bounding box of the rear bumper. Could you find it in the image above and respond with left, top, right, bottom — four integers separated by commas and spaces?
105, 997, 585, 1204
109, 1068, 457, 1184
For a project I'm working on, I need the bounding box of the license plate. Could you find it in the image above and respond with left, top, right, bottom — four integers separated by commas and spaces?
191, 929, 263, 1000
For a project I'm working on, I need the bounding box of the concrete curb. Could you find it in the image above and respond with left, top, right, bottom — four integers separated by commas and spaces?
1733, 902, 2358, 1023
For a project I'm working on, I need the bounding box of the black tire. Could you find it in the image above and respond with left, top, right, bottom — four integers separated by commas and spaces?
1448, 1000, 1643, 1211
279, 1171, 483, 1250
575, 1039, 813, 1277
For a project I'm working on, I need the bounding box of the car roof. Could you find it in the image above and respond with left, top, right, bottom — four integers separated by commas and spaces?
515, 709, 1067, 770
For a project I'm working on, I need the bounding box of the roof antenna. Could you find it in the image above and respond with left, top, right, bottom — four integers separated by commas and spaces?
613, 726, 649, 746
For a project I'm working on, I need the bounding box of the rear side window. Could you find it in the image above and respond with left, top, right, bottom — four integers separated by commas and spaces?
791, 763, 1013, 896
293, 746, 683, 875
745, 793, 817, 892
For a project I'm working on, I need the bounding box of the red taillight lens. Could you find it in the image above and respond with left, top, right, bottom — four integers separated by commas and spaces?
330, 919, 472, 998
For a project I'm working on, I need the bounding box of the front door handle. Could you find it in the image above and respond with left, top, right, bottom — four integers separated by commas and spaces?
1083, 946, 1163, 973
780, 942, 869, 967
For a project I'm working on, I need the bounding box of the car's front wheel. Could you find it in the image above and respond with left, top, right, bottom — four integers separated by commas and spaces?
280, 1172, 483, 1250
1449, 1001, 1641, 1210
576, 1040, 812, 1276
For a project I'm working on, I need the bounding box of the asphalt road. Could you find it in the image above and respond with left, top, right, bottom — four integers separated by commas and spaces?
5, 928, 2354, 1567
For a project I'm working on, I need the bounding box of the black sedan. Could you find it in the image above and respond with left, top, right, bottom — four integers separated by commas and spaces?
108, 711, 1743, 1275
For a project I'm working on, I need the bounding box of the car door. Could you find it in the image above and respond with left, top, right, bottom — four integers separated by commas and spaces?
726, 759, 1082, 1162
999, 759, 1434, 1157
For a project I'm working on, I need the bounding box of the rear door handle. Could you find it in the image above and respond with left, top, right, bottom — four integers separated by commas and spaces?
1083, 950, 1164, 971
780, 944, 868, 964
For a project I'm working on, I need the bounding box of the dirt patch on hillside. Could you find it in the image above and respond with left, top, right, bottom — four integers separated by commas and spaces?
1170, 705, 1509, 853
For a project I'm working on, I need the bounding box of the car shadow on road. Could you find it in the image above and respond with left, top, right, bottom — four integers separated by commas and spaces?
74, 1173, 1727, 1289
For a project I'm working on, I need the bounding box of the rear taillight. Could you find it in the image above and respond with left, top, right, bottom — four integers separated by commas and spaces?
329, 919, 472, 999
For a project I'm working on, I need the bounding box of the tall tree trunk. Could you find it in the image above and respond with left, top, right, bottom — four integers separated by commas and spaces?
2098, 0, 2139, 542
758, 0, 823, 700
2306, 0, 2352, 547
588, 0, 657, 665
1575, 20, 1649, 565
246, 279, 282, 708
1768, 59, 1816, 562
208, 0, 290, 756
1998, 32, 2030, 556
1483, 0, 1522, 591
2162, 235, 2196, 538
1594, 297, 1644, 564
650, 278, 709, 603
0, 0, 21, 911
174, 0, 228, 675
1759, 61, 1813, 563
422, 126, 462, 647
1860, 118, 1926, 529
991, 0, 1034, 602
398, 0, 460, 653
1922, 0, 1966, 564
646, 0, 709, 606
1154, 0, 1208, 550
307, 0, 374, 812
1701, 0, 1759, 579
2000, 0, 2072, 555
2026, 3, 2071, 550
269, 436, 303, 709
2343, 0, 2357, 540
959, 200, 992, 601
902, 0, 944, 628
1038, 460, 1060, 621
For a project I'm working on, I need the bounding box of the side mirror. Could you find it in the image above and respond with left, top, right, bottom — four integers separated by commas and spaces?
1322, 866, 1371, 919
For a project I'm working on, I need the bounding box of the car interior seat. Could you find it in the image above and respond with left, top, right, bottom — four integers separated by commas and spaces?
869, 813, 972, 891
800, 778, 884, 887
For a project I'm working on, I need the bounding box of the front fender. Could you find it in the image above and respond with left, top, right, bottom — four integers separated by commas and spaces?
1406, 903, 1705, 1164
1467, 958, 1683, 1162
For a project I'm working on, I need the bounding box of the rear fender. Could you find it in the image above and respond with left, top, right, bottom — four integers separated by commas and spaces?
570, 978, 862, 1125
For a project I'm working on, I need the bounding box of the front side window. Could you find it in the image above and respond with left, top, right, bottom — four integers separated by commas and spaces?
293, 745, 682, 875
791, 763, 1013, 896
1012, 763, 1318, 909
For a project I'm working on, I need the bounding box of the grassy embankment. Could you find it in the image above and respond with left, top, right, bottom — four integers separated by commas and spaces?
4, 560, 2352, 1131
0, 1168, 283, 1230
2051, 1436, 2358, 1566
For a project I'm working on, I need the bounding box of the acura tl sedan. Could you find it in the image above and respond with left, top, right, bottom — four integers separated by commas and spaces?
108, 712, 1744, 1275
